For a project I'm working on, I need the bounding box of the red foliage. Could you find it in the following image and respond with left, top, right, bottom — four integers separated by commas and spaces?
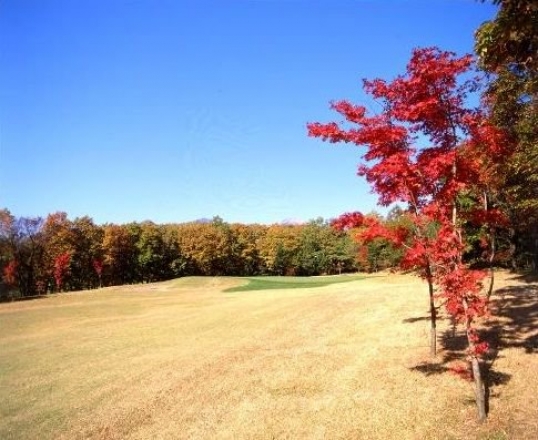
54, 252, 71, 291
467, 208, 509, 228
308, 47, 511, 369
450, 363, 473, 381
330, 212, 364, 231
471, 341, 490, 357
2, 260, 18, 287
92, 259, 103, 277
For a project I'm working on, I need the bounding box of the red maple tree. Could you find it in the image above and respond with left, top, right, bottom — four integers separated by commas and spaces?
308, 47, 511, 421
2, 260, 18, 288
53, 252, 71, 292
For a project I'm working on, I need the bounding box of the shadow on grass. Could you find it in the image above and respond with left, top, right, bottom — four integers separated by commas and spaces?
408, 275, 538, 414
509, 272, 538, 284
402, 316, 431, 324
490, 283, 538, 354
0, 293, 49, 304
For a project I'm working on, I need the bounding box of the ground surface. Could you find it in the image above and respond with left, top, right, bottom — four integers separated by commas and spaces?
0, 272, 537, 439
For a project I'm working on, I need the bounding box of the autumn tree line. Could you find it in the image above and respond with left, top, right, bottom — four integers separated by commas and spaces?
1, 205, 525, 301
0, 209, 409, 299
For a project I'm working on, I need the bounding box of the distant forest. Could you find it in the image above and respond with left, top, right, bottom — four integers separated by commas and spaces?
1, 205, 533, 300
0, 209, 378, 299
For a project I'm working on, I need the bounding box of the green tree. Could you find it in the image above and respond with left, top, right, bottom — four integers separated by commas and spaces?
136, 221, 168, 282
161, 225, 192, 277
294, 218, 357, 275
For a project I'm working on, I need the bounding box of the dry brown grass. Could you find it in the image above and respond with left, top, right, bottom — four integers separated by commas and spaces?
1, 272, 537, 439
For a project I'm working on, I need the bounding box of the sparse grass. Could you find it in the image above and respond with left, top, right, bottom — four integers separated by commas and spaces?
224, 274, 366, 292
0, 272, 537, 439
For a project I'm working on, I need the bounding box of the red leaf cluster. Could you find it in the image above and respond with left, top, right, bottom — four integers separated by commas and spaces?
450, 363, 473, 381
467, 208, 509, 228
359, 216, 410, 248
330, 212, 364, 231
54, 252, 71, 291
2, 260, 18, 287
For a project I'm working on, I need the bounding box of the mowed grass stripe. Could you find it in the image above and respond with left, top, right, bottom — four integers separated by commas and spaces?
224, 274, 366, 292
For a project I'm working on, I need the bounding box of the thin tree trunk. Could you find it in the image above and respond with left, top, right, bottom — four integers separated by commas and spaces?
464, 298, 487, 422
508, 227, 517, 270
471, 355, 487, 422
487, 231, 495, 299
455, 164, 486, 421
425, 262, 437, 357
487, 262, 495, 300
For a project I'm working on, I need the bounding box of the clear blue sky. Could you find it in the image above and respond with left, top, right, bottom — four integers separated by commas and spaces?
1, 0, 497, 225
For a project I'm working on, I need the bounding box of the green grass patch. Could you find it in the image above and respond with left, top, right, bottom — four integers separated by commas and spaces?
224, 275, 365, 292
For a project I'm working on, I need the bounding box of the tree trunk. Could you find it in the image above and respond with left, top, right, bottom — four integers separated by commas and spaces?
426, 263, 437, 357
508, 227, 517, 270
430, 324, 437, 358
487, 267, 495, 300
471, 356, 487, 422
486, 228, 496, 300
464, 298, 487, 422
